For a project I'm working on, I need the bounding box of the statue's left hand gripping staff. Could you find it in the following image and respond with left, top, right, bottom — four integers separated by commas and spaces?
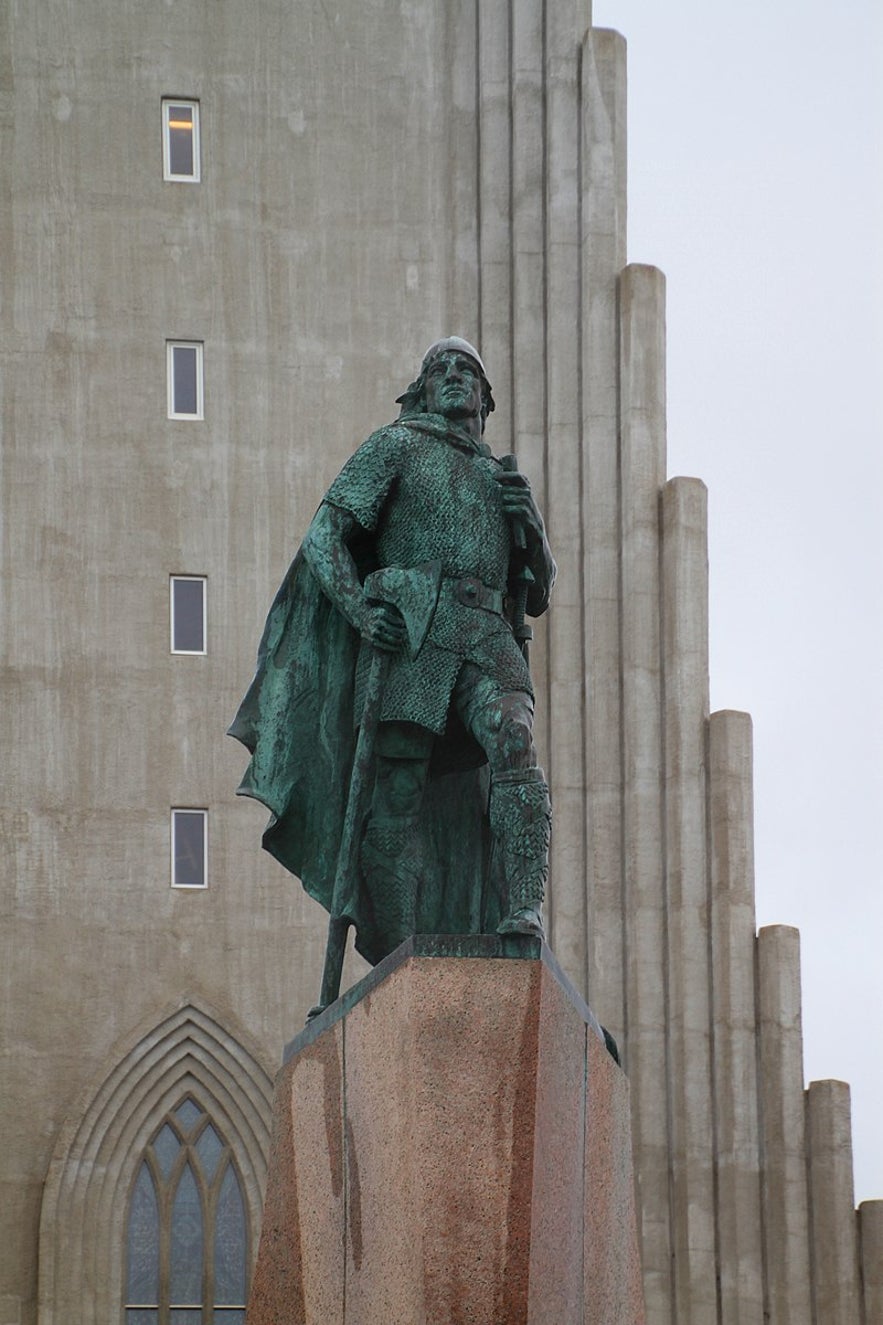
307, 561, 442, 1021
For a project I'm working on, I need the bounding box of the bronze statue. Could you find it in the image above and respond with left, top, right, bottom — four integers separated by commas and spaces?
229, 338, 556, 1011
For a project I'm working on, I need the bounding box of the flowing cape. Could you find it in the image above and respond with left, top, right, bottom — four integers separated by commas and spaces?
227, 551, 500, 966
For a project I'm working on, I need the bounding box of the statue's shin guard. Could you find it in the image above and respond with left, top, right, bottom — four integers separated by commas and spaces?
489, 768, 551, 934
359, 814, 421, 955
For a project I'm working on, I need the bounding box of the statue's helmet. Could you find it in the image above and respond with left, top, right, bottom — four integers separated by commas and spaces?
419, 336, 489, 381
396, 335, 495, 429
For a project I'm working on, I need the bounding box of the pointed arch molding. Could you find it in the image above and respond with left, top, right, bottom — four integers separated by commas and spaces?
37, 1000, 275, 1325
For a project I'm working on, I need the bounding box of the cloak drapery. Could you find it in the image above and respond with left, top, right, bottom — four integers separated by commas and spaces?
227, 551, 501, 966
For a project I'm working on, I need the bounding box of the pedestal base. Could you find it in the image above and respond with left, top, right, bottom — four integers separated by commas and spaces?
247, 936, 645, 1324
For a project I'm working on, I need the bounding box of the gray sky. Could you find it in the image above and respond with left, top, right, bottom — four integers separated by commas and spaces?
590, 0, 883, 1203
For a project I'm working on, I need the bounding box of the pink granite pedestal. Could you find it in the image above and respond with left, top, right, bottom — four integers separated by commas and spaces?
247, 936, 645, 1324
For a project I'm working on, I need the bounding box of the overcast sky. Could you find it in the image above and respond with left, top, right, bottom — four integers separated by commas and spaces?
590, 0, 883, 1203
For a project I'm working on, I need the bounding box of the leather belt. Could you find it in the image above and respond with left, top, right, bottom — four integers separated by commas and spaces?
446, 575, 505, 614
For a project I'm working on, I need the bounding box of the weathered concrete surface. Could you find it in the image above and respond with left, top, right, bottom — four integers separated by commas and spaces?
756, 926, 813, 1324
579, 26, 628, 1043
618, 262, 671, 1324
661, 477, 716, 1325
860, 1200, 883, 1323
708, 710, 764, 1322
247, 944, 646, 1325
807, 1080, 862, 1324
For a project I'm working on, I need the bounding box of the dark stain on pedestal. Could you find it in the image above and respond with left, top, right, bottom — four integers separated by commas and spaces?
499, 972, 541, 1321
346, 1115, 364, 1271
322, 1036, 344, 1200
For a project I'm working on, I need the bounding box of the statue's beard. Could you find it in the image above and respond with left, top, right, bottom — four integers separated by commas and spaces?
437, 393, 478, 422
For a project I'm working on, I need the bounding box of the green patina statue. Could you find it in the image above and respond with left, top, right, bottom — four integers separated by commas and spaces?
229, 338, 556, 1013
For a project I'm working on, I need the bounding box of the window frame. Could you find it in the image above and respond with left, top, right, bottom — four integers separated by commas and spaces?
171, 809, 208, 891
166, 341, 204, 420
170, 576, 207, 656
162, 98, 201, 183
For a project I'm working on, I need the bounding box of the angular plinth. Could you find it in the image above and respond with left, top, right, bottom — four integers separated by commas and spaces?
247, 937, 645, 1325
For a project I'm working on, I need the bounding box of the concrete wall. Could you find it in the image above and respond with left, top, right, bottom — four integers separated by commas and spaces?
0, 2, 877, 1323
1, 3, 455, 1319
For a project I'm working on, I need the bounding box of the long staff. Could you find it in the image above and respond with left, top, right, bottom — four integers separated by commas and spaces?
501, 453, 535, 663
307, 561, 442, 1020
308, 646, 389, 1020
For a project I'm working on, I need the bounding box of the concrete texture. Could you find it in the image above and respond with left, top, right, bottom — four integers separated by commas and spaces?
544, 0, 586, 994
860, 1200, 883, 1323
248, 947, 645, 1325
708, 711, 764, 1321
661, 478, 716, 1324
756, 926, 813, 1324
807, 1080, 862, 1323
618, 262, 671, 1323
579, 26, 629, 1042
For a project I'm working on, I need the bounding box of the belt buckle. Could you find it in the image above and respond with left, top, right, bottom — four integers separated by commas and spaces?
458, 576, 481, 606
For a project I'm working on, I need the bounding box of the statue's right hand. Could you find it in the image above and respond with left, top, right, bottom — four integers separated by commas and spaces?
361, 603, 406, 652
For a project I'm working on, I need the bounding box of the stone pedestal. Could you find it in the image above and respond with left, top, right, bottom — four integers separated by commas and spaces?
247, 936, 646, 1324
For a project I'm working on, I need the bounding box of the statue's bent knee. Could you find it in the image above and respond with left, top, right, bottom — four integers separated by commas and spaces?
472, 691, 536, 774
495, 706, 534, 769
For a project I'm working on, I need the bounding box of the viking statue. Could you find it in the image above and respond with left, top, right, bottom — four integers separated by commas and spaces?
229, 338, 556, 1010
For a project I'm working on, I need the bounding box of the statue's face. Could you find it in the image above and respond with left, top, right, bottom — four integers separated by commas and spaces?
424, 351, 483, 424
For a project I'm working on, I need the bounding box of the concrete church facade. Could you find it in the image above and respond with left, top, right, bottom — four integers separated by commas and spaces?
0, 2, 879, 1322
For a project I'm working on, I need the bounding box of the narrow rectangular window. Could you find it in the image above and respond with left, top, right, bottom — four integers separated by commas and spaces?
167, 341, 203, 419
172, 810, 207, 889
163, 99, 200, 181
171, 576, 206, 654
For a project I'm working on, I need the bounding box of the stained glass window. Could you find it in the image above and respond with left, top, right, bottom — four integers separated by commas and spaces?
214, 1166, 247, 1304
175, 1099, 203, 1131
124, 1096, 249, 1323
127, 1166, 159, 1303
195, 1123, 224, 1181
153, 1124, 179, 1179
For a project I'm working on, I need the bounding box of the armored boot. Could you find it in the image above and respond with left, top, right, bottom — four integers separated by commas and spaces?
360, 814, 422, 956
490, 768, 551, 940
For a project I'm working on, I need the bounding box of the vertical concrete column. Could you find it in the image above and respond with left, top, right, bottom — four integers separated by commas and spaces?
543, 0, 586, 992
859, 1200, 883, 1323
579, 26, 627, 1032
756, 925, 812, 1323
806, 1080, 862, 1324
511, 0, 549, 769
445, 0, 480, 337
618, 262, 671, 1319
0, 9, 10, 361
708, 709, 764, 1322
661, 476, 717, 1324
476, 0, 513, 445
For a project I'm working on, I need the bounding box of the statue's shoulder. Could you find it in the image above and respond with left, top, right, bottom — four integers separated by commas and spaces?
350, 420, 417, 457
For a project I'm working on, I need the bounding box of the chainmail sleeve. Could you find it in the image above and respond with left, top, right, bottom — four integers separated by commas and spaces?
322, 427, 402, 532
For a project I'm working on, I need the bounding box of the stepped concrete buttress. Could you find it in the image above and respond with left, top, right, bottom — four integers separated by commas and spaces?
246, 936, 646, 1325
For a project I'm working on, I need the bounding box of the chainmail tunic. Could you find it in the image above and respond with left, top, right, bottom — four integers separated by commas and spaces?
324, 415, 535, 733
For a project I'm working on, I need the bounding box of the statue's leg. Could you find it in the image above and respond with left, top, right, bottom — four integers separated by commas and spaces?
360, 722, 433, 958
487, 768, 551, 938
453, 667, 551, 940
